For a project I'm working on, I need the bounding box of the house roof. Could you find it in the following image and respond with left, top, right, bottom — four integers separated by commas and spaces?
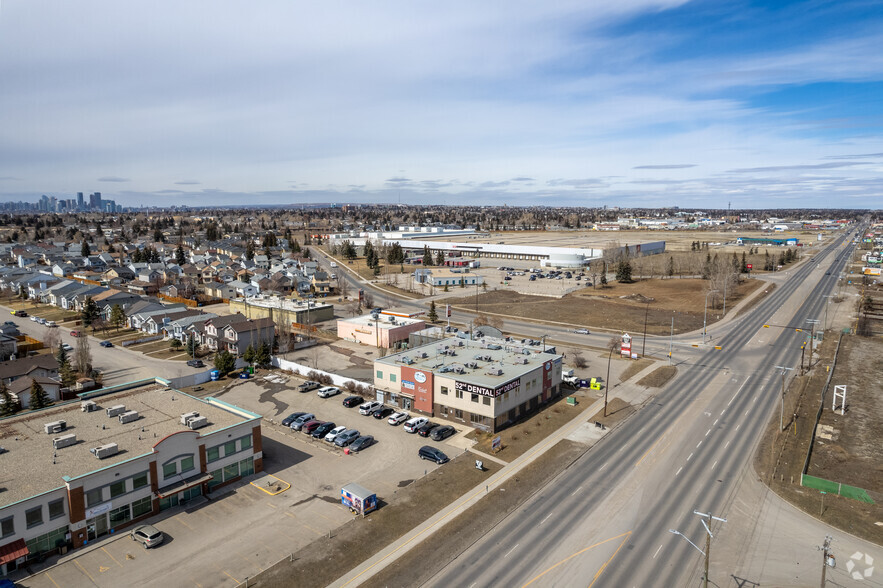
9, 375, 60, 396
0, 354, 59, 381
227, 317, 275, 333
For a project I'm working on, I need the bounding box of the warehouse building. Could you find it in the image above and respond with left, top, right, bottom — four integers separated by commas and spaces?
337, 312, 426, 350
0, 380, 262, 576
372, 340, 563, 432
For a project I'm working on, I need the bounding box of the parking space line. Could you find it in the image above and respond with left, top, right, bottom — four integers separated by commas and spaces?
102, 546, 124, 567
189, 577, 204, 587
301, 522, 324, 535
223, 570, 240, 584
251, 473, 291, 495
42, 572, 61, 588
174, 515, 195, 530
74, 559, 97, 584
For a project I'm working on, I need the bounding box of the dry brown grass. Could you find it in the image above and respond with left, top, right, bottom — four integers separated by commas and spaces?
637, 366, 678, 388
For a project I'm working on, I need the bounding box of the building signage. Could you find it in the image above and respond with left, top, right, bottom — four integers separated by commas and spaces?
401, 366, 434, 413
402, 380, 415, 390
85, 502, 113, 519
455, 378, 521, 398
414, 371, 427, 383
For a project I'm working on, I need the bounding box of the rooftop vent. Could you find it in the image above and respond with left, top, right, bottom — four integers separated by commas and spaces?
118, 410, 140, 424
187, 415, 209, 430
106, 405, 126, 418
43, 420, 67, 434
180, 411, 200, 425
486, 367, 503, 376
53, 433, 77, 450
81, 400, 98, 413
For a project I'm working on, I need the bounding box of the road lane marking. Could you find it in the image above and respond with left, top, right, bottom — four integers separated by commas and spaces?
712, 460, 718, 469
600, 462, 608, 471
223, 570, 240, 584
745, 410, 750, 416
724, 441, 730, 449
589, 532, 632, 588
571, 486, 582, 496
687, 452, 693, 461
541, 512, 553, 525
676, 467, 683, 477
43, 572, 61, 588
653, 544, 663, 559
705, 429, 711, 437
696, 441, 702, 448
521, 531, 632, 588
735, 424, 740, 432
720, 410, 726, 416
713, 419, 718, 427
504, 544, 520, 558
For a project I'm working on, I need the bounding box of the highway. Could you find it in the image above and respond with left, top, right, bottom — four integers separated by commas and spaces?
412, 232, 859, 587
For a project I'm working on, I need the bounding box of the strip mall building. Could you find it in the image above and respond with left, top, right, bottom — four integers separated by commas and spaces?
372, 340, 563, 432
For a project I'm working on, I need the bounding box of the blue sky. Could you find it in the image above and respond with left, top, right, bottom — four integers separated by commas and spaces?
0, 0, 880, 208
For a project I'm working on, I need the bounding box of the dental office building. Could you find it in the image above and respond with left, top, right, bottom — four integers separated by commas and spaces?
0, 381, 262, 577
372, 340, 563, 433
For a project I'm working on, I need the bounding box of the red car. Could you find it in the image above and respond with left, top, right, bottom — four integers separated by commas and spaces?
301, 420, 325, 435
70, 330, 83, 337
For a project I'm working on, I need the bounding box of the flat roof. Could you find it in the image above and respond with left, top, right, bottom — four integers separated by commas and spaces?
237, 296, 333, 311
343, 314, 425, 329
0, 385, 249, 508
376, 340, 560, 389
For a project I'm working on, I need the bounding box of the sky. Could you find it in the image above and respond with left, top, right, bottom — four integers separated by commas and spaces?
0, 0, 881, 209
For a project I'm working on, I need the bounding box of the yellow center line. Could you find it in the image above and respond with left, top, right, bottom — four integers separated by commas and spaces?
43, 571, 61, 588
588, 532, 632, 588
73, 559, 97, 584
634, 431, 667, 468
521, 531, 632, 588
102, 546, 124, 567
222, 570, 240, 584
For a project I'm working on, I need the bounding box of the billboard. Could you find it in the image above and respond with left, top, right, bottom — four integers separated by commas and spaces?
401, 366, 433, 413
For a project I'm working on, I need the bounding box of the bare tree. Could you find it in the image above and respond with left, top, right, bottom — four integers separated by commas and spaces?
44, 326, 60, 351
338, 276, 350, 300
570, 349, 587, 368
75, 335, 92, 375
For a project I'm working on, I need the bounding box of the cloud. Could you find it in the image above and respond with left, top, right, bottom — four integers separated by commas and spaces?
154, 189, 186, 194
97, 176, 130, 182
0, 176, 22, 181
385, 177, 413, 185
546, 178, 607, 188
727, 162, 872, 173
479, 180, 510, 188
633, 164, 697, 169
174, 180, 201, 185
510, 177, 535, 182
822, 153, 883, 160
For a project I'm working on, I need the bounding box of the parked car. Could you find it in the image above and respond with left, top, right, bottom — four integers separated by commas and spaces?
281, 412, 307, 426
298, 380, 321, 393
324, 425, 348, 443
301, 420, 325, 435
334, 429, 361, 447
317, 386, 340, 398
348, 435, 375, 452
61, 343, 73, 352
573, 328, 590, 335
417, 422, 440, 437
12, 310, 27, 317
289, 413, 316, 431
70, 330, 82, 337
99, 340, 112, 347
388, 411, 409, 425
342, 395, 362, 408
311, 421, 337, 439
45, 320, 57, 327
186, 359, 205, 368
30, 316, 39, 322
359, 401, 382, 415
36, 317, 46, 324
131, 524, 164, 548
430, 425, 456, 441
418, 445, 449, 464
372, 406, 394, 419
404, 417, 428, 433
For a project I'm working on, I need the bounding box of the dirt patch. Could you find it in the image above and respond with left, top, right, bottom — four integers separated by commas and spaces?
754, 333, 883, 545
467, 388, 599, 461
618, 358, 653, 383
637, 366, 678, 388
362, 440, 587, 588
448, 278, 764, 335
589, 397, 636, 427
254, 452, 501, 588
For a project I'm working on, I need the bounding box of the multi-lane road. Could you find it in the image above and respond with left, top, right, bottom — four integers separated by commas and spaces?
399, 232, 863, 587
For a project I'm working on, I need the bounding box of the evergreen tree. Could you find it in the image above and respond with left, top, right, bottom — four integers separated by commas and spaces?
256, 341, 271, 367
81, 240, 91, 258
110, 304, 126, 330
667, 256, 674, 278
29, 380, 52, 410
57, 345, 77, 387
175, 244, 186, 266
422, 246, 433, 266
428, 300, 438, 323
81, 296, 100, 330
702, 253, 712, 279
615, 260, 633, 283
214, 350, 236, 376
0, 384, 20, 416
741, 252, 748, 273
242, 343, 256, 366
186, 334, 198, 358
600, 266, 608, 287
435, 250, 445, 266
245, 240, 255, 261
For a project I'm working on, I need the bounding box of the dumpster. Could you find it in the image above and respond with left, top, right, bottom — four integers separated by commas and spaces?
210, 370, 220, 381
341, 483, 377, 516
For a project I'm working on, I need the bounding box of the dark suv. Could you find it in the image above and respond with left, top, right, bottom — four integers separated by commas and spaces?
418, 445, 449, 464
186, 359, 205, 368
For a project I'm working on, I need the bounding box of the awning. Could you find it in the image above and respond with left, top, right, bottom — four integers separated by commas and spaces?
156, 472, 214, 499
0, 538, 29, 565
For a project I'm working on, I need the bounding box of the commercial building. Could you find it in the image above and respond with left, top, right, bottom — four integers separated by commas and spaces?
229, 295, 335, 325
337, 312, 426, 350
0, 380, 262, 576
373, 340, 563, 432
413, 268, 484, 287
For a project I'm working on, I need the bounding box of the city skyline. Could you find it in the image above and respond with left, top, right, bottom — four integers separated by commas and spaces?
1, 1, 881, 208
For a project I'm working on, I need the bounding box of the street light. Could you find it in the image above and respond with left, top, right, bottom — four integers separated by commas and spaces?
703, 290, 718, 344
669, 510, 727, 588
774, 365, 794, 431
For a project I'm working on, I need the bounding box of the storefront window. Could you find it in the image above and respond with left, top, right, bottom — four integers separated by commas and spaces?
131, 496, 152, 518
208, 468, 223, 489
239, 457, 254, 477
109, 504, 131, 526
223, 462, 240, 481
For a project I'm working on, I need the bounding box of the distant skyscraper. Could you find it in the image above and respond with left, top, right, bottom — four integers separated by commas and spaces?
77, 192, 84, 209
89, 192, 102, 210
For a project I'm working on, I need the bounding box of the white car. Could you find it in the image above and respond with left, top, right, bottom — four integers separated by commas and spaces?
573, 328, 590, 335
324, 425, 348, 443
30, 316, 39, 322
317, 386, 340, 398
388, 411, 409, 425
403, 417, 428, 433
359, 401, 382, 416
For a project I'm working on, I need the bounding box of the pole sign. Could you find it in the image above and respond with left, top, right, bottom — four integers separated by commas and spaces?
491, 436, 502, 452
446, 304, 451, 318
746, 264, 753, 269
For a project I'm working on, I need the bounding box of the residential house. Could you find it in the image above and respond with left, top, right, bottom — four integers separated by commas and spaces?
220, 317, 275, 355
166, 313, 218, 343
6, 376, 63, 409
228, 280, 259, 298
0, 355, 59, 386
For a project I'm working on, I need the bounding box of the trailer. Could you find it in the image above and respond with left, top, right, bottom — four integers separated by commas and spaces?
341, 483, 377, 517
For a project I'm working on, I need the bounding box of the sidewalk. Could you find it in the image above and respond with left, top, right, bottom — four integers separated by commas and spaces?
328, 360, 661, 587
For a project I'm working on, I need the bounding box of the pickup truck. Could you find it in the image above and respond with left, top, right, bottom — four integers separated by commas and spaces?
297, 381, 321, 393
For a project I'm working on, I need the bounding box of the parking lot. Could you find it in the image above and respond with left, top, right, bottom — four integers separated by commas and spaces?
20, 374, 467, 588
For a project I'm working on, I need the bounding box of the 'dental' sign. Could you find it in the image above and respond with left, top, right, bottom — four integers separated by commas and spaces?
455, 378, 520, 398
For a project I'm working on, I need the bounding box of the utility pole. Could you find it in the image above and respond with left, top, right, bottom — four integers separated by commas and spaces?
805, 319, 819, 370
641, 301, 650, 357
669, 510, 727, 588
774, 365, 794, 431
823, 295, 834, 332
817, 534, 834, 587
668, 316, 674, 366
703, 290, 718, 344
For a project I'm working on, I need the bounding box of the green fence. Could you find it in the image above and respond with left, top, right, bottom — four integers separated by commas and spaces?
801, 474, 875, 503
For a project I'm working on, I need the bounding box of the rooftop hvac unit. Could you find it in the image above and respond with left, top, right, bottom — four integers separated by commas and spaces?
118, 410, 140, 424
388, 316, 396, 322
486, 368, 503, 376
91, 443, 119, 459
81, 400, 98, 412
473, 354, 484, 361
187, 415, 208, 430
521, 358, 529, 364
420, 352, 428, 358
180, 411, 200, 425
106, 405, 126, 418
53, 433, 77, 450
454, 367, 465, 374
43, 420, 67, 434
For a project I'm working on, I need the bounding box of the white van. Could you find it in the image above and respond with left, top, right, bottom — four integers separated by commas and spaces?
329, 261, 338, 268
